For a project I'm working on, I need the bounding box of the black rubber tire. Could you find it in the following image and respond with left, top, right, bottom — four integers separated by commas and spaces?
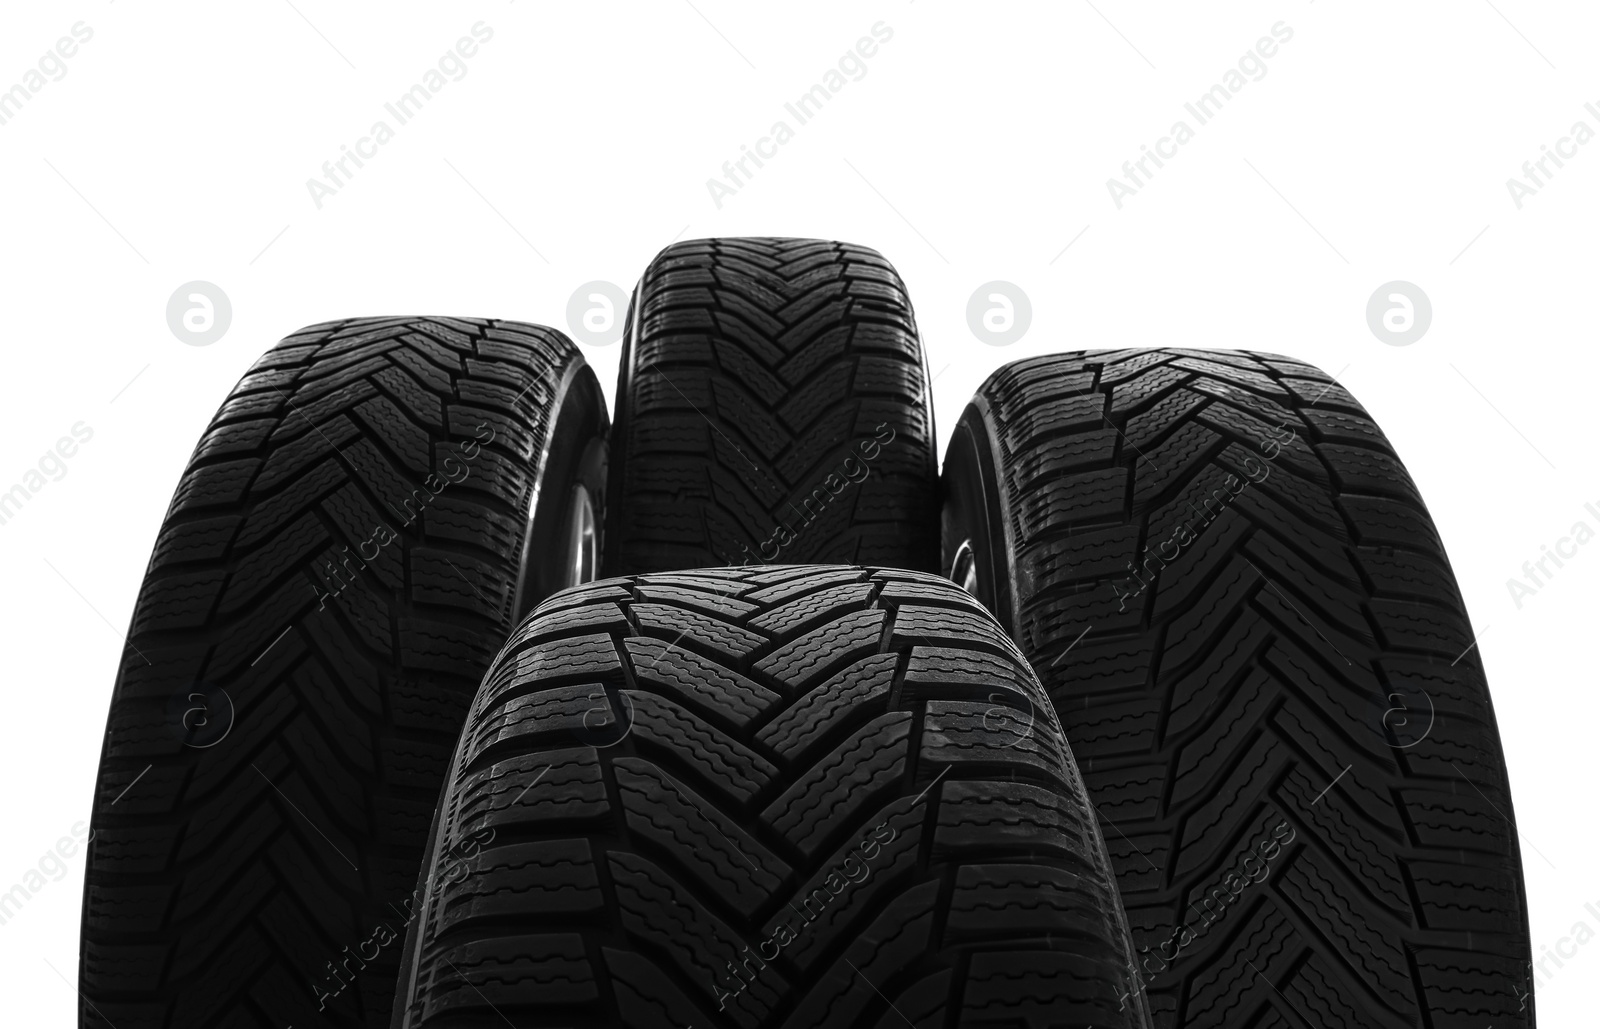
78, 318, 608, 1029
389, 564, 1152, 1029
603, 237, 940, 577
940, 349, 1533, 1028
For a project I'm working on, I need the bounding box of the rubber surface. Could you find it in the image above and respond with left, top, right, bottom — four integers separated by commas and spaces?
604, 237, 940, 577
78, 318, 607, 1028
391, 564, 1151, 1029
940, 349, 1533, 1028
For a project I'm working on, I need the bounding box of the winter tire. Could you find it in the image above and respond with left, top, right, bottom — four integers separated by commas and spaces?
78, 317, 608, 1028
604, 237, 939, 576
390, 564, 1151, 1029
941, 349, 1533, 1028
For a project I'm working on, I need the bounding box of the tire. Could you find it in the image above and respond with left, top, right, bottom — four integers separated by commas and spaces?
78, 318, 608, 1029
941, 349, 1533, 1028
390, 564, 1152, 1029
603, 237, 940, 577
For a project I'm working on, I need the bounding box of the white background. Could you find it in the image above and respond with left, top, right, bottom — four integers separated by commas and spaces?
0, 1, 1593, 1024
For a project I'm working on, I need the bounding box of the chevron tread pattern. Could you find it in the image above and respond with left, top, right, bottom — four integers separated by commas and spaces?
606, 237, 939, 576
79, 318, 592, 1029
393, 565, 1151, 1029
948, 349, 1533, 1028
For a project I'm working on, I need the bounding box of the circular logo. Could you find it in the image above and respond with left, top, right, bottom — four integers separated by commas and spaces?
166, 281, 233, 347
572, 686, 634, 748
967, 281, 1032, 347
168, 683, 234, 748
982, 686, 1036, 750
1366, 280, 1431, 346
1373, 682, 1434, 749
565, 280, 629, 346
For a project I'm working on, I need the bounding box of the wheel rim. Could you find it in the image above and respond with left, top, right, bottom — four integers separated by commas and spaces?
565, 483, 598, 588
949, 538, 980, 596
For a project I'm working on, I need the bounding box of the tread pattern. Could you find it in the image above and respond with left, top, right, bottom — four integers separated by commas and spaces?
946, 349, 1532, 1028
79, 318, 598, 1029
605, 237, 939, 576
393, 565, 1151, 1029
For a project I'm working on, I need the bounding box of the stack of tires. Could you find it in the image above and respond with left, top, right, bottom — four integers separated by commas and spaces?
79, 239, 1533, 1028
